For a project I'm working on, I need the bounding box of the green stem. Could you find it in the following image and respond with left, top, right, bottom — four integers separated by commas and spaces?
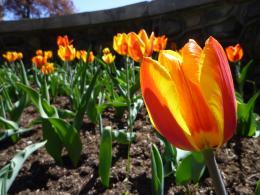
202, 149, 227, 195
126, 56, 133, 177
43, 76, 50, 103
235, 61, 243, 98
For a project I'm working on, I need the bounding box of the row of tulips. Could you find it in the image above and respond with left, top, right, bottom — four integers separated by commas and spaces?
0, 29, 259, 194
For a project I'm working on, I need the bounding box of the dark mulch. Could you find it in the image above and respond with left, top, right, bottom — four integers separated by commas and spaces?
0, 97, 259, 195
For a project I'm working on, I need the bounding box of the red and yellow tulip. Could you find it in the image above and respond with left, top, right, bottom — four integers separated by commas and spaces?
40, 62, 55, 75
57, 35, 72, 47
32, 55, 47, 68
153, 35, 168, 52
127, 29, 154, 62
113, 33, 128, 55
76, 50, 95, 63
3, 51, 23, 62
58, 45, 76, 62
32, 50, 53, 68
225, 43, 243, 63
140, 36, 236, 151
32, 50, 54, 75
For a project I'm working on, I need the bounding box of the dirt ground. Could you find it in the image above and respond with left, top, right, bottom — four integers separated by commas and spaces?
0, 97, 259, 195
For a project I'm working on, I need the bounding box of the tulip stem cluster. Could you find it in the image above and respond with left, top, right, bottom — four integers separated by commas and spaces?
203, 149, 227, 195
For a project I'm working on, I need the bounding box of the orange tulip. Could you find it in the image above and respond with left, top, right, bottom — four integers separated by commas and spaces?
88, 51, 94, 63
3, 51, 22, 62
153, 35, 168, 52
113, 33, 128, 55
225, 44, 243, 63
57, 35, 72, 47
36, 49, 43, 56
76, 50, 94, 63
128, 29, 154, 62
58, 45, 76, 62
40, 62, 55, 75
140, 37, 236, 151
32, 55, 47, 68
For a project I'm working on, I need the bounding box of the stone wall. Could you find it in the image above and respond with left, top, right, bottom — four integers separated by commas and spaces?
0, 0, 260, 85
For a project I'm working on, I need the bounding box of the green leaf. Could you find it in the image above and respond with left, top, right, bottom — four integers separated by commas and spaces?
0, 141, 46, 193
151, 144, 164, 195
162, 140, 177, 177
99, 126, 112, 188
0, 128, 32, 142
239, 60, 253, 89
42, 120, 63, 165
0, 117, 18, 130
9, 94, 28, 122
237, 92, 260, 136
42, 99, 58, 118
16, 83, 40, 109
48, 118, 82, 167
255, 179, 260, 195
58, 109, 75, 119
111, 129, 136, 144
175, 152, 205, 185
74, 67, 102, 130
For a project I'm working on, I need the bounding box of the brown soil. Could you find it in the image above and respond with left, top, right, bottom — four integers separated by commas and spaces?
0, 97, 259, 195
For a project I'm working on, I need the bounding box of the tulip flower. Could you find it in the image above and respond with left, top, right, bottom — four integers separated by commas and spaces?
140, 36, 236, 151
3, 51, 23, 62
36, 49, 43, 56
113, 33, 128, 55
32, 55, 47, 68
76, 50, 94, 63
58, 45, 76, 62
225, 43, 243, 63
153, 35, 168, 52
103, 47, 111, 55
128, 29, 154, 62
44, 51, 53, 59
76, 50, 87, 62
57, 35, 72, 47
102, 53, 115, 64
40, 62, 55, 75
88, 51, 95, 63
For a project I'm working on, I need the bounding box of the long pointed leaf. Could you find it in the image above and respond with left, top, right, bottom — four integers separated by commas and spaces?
99, 126, 112, 187
151, 144, 164, 195
0, 141, 46, 193
48, 118, 82, 167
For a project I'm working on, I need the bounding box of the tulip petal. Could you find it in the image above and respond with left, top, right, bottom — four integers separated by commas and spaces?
140, 57, 197, 150
159, 50, 222, 150
128, 32, 145, 62
200, 37, 236, 145
181, 39, 202, 84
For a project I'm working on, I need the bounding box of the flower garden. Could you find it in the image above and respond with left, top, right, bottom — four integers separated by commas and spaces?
0, 30, 259, 194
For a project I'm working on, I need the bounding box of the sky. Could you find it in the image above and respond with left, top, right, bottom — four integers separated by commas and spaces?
3, 0, 151, 20
72, 0, 151, 12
